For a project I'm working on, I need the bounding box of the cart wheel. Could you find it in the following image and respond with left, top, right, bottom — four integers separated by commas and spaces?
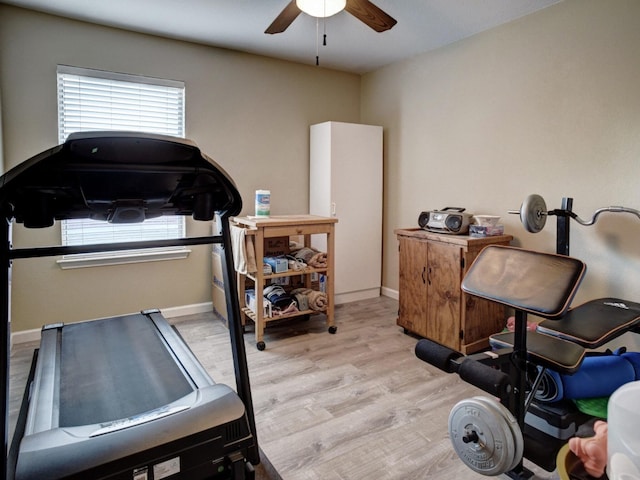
328, 326, 337, 334
256, 341, 266, 351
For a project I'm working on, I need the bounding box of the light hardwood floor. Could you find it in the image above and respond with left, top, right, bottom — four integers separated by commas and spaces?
9, 296, 560, 479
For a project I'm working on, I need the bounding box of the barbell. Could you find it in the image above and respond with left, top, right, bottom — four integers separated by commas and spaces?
509, 194, 640, 233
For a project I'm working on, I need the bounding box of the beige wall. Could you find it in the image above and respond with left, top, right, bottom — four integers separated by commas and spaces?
0, 5, 361, 331
2, 0, 640, 335
362, 0, 640, 312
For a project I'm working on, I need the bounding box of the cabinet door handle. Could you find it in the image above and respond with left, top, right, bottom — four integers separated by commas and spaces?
421, 266, 425, 284
427, 267, 432, 285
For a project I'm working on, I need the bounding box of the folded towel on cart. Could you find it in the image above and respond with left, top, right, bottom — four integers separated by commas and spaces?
230, 225, 258, 274
290, 288, 327, 312
292, 247, 327, 268
292, 292, 309, 311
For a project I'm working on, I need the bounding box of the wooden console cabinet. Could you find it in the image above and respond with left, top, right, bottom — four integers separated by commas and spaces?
395, 228, 513, 354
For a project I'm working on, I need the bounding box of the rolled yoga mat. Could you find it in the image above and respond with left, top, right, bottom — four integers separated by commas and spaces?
535, 351, 640, 403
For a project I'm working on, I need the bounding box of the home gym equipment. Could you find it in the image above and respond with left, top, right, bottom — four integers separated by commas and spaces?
448, 395, 524, 476
1, 132, 258, 479
14, 311, 254, 480
415, 195, 640, 478
509, 194, 640, 253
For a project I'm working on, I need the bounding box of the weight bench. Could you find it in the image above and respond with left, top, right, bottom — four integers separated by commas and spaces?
536, 297, 640, 348
415, 245, 640, 478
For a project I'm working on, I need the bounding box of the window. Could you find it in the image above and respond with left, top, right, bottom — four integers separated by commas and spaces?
56, 65, 188, 268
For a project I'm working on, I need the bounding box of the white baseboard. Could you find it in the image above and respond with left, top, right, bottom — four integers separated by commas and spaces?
10, 325, 41, 346
335, 288, 381, 305
160, 302, 213, 318
381, 286, 398, 300
335, 287, 398, 304
10, 302, 214, 346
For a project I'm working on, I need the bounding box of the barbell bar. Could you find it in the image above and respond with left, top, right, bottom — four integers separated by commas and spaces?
509, 194, 640, 233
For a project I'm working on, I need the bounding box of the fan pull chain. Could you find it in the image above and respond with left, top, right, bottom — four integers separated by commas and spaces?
323, 8, 327, 46
315, 1, 330, 66
323, 0, 327, 45
316, 17, 320, 65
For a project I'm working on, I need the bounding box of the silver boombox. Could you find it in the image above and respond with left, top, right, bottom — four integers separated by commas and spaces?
418, 207, 473, 234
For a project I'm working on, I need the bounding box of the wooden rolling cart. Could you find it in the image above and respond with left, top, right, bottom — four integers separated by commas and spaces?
231, 215, 338, 350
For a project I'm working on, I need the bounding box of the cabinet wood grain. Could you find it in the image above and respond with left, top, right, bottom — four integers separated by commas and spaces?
396, 228, 513, 353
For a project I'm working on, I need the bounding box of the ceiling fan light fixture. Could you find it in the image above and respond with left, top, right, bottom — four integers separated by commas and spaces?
296, 0, 346, 18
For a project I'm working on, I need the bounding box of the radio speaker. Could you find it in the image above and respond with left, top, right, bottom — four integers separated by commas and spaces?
418, 212, 430, 229
445, 215, 463, 232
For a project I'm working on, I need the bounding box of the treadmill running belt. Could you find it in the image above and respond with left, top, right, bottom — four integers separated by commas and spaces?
59, 314, 193, 427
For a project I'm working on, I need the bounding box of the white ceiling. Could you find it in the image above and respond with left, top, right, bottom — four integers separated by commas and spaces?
2, 0, 562, 74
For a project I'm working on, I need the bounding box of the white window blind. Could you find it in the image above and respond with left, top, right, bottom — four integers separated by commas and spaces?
57, 65, 186, 252
61, 217, 185, 247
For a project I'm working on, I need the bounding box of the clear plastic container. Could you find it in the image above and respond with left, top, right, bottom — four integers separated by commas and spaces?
608, 380, 640, 480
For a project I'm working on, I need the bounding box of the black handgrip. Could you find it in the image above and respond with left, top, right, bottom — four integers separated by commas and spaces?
415, 339, 463, 373
458, 359, 512, 399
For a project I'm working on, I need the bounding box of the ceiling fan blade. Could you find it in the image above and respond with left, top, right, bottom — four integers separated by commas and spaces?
265, 1, 302, 34
344, 0, 397, 32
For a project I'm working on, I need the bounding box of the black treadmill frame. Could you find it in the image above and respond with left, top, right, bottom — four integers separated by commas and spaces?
0, 132, 259, 478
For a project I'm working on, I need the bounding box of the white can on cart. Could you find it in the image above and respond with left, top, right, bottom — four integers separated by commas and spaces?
255, 190, 270, 217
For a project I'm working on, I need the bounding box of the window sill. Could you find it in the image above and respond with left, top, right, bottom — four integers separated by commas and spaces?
56, 247, 191, 269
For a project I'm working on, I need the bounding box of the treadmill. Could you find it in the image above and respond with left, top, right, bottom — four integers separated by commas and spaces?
0, 132, 258, 479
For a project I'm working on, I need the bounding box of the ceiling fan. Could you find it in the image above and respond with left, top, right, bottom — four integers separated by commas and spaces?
265, 0, 397, 35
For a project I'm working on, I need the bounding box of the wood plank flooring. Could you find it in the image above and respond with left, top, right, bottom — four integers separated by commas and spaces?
9, 296, 560, 479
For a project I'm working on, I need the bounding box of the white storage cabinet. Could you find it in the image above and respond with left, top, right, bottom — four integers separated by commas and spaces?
309, 121, 383, 304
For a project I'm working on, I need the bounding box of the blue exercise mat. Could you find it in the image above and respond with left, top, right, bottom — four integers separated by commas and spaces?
535, 351, 640, 402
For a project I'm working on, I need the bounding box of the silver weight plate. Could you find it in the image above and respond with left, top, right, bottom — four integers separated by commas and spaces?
448, 396, 522, 476
520, 194, 548, 233
477, 397, 524, 472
